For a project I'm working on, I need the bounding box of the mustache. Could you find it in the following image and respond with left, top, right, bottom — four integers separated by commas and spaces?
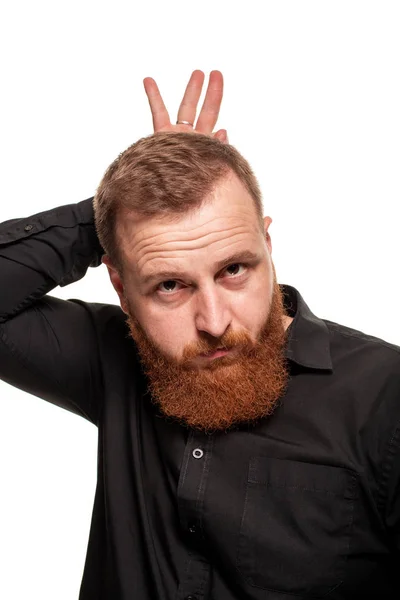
180, 329, 256, 362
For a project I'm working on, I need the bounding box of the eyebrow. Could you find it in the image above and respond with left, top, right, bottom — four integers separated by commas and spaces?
141, 250, 261, 286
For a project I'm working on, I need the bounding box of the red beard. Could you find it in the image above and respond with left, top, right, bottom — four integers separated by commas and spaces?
127, 279, 290, 432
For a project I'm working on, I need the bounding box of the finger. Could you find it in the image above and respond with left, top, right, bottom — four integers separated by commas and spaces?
213, 129, 229, 143
143, 77, 171, 131
195, 70, 224, 134
176, 70, 205, 126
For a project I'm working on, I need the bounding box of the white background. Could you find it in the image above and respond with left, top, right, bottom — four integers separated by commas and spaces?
0, 1, 399, 598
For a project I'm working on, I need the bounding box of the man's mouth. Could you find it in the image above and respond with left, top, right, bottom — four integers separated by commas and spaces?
200, 348, 230, 359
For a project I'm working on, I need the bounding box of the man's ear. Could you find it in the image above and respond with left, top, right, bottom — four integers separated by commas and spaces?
102, 255, 129, 314
263, 216, 273, 254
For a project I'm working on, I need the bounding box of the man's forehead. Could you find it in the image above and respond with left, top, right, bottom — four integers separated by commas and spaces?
120, 207, 259, 253
123, 212, 261, 269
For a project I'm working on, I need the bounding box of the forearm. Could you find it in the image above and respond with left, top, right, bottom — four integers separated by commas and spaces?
0, 198, 103, 322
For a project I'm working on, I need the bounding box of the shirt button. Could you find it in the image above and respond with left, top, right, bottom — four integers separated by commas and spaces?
24, 224, 34, 232
192, 448, 203, 459
188, 523, 197, 534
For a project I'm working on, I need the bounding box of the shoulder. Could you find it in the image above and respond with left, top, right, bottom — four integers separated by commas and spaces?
323, 318, 400, 374
323, 319, 400, 476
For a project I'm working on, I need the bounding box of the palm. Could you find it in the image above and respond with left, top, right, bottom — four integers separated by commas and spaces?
143, 70, 226, 142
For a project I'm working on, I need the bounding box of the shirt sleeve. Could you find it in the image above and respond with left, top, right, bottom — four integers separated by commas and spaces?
0, 198, 104, 425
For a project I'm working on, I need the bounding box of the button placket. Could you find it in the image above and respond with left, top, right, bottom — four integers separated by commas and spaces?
176, 431, 214, 599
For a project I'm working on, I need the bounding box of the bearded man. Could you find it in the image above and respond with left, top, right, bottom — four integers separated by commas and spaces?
1, 71, 400, 600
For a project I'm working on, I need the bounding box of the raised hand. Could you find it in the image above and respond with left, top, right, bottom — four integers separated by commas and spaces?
143, 70, 227, 142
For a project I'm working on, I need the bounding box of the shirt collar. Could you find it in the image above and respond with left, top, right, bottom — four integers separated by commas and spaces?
280, 284, 333, 371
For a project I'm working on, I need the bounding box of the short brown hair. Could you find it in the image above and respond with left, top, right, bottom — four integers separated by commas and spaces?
94, 132, 264, 274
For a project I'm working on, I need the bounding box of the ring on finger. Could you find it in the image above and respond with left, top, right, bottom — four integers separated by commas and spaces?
176, 120, 194, 127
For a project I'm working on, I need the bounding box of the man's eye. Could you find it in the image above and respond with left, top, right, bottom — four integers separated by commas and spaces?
158, 280, 180, 293
225, 263, 246, 277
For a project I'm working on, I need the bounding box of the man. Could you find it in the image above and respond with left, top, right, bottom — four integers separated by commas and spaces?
0, 70, 399, 599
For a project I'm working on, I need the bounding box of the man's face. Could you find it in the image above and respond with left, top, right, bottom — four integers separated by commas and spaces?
106, 172, 293, 431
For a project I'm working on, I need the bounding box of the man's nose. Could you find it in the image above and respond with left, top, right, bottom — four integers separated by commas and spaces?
194, 287, 231, 339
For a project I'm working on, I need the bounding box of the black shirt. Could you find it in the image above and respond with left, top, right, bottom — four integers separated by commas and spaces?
1, 198, 400, 600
